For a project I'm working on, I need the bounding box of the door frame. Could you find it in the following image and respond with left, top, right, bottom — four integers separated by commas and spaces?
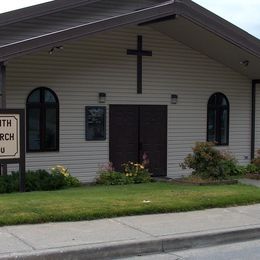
109, 104, 168, 176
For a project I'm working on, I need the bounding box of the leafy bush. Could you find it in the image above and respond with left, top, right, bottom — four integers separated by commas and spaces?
25, 170, 62, 191
0, 174, 18, 193
180, 142, 239, 180
0, 166, 80, 194
242, 150, 260, 177
234, 165, 248, 176
96, 163, 124, 185
252, 150, 260, 168
96, 162, 151, 185
123, 162, 151, 184
245, 164, 260, 175
50, 165, 80, 187
96, 171, 130, 185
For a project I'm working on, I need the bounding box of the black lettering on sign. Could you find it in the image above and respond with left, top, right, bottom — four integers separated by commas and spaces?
0, 133, 15, 141
0, 147, 5, 153
10, 133, 14, 141
6, 120, 11, 127
0, 119, 12, 127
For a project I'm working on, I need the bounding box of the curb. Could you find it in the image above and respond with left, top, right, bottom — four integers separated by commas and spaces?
2, 226, 260, 260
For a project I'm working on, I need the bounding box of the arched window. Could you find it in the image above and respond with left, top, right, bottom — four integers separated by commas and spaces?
26, 87, 59, 152
207, 92, 229, 145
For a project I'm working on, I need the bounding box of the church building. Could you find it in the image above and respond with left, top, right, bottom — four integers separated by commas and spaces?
0, 0, 259, 182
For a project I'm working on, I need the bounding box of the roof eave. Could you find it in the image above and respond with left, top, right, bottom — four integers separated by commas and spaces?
177, 0, 260, 58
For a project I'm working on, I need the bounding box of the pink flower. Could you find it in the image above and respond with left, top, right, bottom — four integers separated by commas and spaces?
142, 152, 150, 167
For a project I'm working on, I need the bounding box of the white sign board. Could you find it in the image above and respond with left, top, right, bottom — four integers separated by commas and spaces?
0, 114, 20, 159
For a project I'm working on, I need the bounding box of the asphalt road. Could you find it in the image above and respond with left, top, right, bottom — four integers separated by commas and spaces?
123, 239, 260, 260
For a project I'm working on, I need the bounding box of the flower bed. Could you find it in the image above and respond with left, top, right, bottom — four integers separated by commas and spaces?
96, 161, 151, 185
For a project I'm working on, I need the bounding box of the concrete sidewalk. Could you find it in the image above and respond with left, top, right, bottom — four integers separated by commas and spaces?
1, 204, 260, 260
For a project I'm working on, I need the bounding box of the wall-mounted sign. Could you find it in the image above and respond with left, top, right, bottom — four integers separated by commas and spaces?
0, 114, 20, 159
85, 106, 106, 141
0, 109, 25, 192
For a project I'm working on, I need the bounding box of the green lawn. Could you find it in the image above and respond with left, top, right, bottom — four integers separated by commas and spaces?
0, 182, 260, 226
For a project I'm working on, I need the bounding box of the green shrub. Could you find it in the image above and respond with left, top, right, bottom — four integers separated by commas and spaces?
26, 169, 70, 191
96, 171, 129, 185
50, 165, 80, 187
180, 142, 239, 180
0, 174, 19, 193
245, 164, 260, 174
96, 162, 151, 185
219, 158, 244, 177
234, 165, 248, 176
123, 162, 151, 184
0, 166, 80, 194
252, 150, 260, 168
25, 170, 56, 191
240, 150, 260, 176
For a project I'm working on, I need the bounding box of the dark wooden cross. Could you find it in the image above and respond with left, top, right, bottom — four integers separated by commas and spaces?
127, 35, 153, 94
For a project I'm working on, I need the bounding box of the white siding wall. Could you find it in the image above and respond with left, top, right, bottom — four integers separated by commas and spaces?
255, 83, 260, 154
6, 25, 251, 182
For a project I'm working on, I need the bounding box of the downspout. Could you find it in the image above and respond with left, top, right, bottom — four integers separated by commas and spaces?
251, 80, 260, 161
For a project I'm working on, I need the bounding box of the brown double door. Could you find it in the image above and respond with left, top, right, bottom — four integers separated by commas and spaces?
109, 105, 167, 177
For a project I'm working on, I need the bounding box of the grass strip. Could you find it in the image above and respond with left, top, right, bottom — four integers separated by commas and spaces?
0, 182, 260, 226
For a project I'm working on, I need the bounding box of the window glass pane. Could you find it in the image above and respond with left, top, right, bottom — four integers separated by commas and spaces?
208, 109, 216, 142
28, 90, 40, 103
44, 108, 57, 149
86, 107, 106, 140
208, 95, 216, 106
28, 108, 41, 150
221, 98, 227, 106
44, 89, 56, 103
220, 109, 228, 144
208, 93, 229, 145
217, 94, 227, 106
27, 88, 59, 152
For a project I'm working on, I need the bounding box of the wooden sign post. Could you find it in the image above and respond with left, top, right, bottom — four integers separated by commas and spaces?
0, 109, 25, 192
